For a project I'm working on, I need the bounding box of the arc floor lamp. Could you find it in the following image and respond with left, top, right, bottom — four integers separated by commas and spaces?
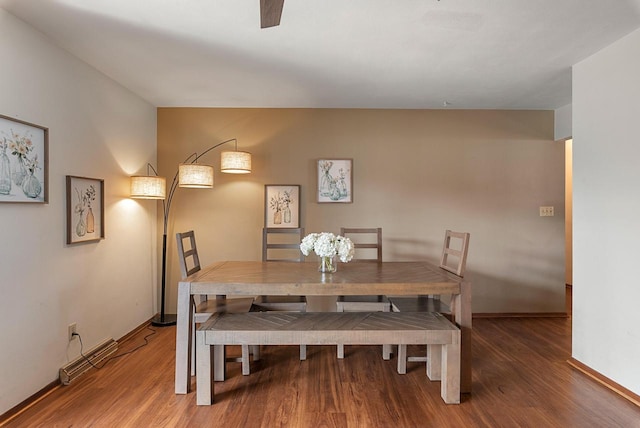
130, 139, 251, 326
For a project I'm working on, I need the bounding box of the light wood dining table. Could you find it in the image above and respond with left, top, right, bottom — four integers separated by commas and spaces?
175, 260, 472, 395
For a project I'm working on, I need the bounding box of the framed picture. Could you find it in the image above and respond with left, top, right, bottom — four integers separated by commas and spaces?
265, 185, 301, 228
66, 176, 105, 244
0, 114, 49, 203
317, 159, 352, 203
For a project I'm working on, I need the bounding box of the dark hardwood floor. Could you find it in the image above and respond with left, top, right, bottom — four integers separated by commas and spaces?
3, 317, 639, 427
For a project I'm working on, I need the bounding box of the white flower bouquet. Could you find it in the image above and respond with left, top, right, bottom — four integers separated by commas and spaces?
300, 232, 354, 272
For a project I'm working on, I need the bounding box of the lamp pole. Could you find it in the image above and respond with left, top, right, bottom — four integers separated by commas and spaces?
151, 139, 240, 326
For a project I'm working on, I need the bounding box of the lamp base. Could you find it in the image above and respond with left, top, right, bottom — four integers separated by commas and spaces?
151, 313, 177, 327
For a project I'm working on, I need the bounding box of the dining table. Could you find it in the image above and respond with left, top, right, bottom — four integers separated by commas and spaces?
174, 260, 472, 395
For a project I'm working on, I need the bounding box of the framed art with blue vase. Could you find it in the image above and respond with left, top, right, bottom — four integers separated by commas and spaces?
317, 158, 352, 203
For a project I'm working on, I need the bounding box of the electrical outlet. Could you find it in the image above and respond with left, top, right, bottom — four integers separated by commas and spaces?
539, 206, 554, 217
68, 323, 77, 341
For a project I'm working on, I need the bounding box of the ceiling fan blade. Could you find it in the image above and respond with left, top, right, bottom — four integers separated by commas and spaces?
260, 0, 284, 28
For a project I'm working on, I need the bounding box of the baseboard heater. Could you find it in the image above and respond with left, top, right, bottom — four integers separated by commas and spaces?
59, 338, 118, 385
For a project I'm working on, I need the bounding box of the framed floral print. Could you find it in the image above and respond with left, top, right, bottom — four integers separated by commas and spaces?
0, 114, 49, 203
317, 159, 352, 203
265, 185, 300, 228
66, 176, 105, 244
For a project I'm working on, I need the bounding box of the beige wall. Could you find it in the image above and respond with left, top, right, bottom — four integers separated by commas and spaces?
158, 108, 565, 314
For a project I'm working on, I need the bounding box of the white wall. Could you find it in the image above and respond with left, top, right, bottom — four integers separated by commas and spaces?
0, 9, 157, 413
573, 28, 640, 394
554, 103, 572, 141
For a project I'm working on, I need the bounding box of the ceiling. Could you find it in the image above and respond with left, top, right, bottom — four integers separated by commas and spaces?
2, 0, 640, 110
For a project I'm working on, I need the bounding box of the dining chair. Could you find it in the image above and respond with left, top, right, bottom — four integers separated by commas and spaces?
176, 230, 256, 377
390, 229, 470, 374
336, 227, 392, 359
254, 227, 307, 311
252, 227, 308, 359
262, 227, 306, 263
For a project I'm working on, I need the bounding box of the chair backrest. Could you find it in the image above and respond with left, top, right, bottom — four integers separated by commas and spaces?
262, 227, 305, 262
176, 230, 202, 278
340, 227, 382, 262
439, 230, 470, 277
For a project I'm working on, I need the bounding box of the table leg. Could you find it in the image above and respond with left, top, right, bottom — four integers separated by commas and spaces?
397, 345, 407, 374
451, 280, 472, 393
175, 281, 192, 394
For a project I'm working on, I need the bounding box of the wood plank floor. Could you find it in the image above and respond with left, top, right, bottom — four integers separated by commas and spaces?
4, 317, 639, 427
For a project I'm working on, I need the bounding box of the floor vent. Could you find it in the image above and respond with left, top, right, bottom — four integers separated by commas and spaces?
59, 338, 118, 385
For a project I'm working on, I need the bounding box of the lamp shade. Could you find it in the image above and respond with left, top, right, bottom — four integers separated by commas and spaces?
178, 163, 214, 188
220, 151, 252, 174
130, 176, 166, 199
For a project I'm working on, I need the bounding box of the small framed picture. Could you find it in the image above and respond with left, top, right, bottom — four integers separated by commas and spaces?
265, 185, 301, 228
317, 159, 352, 203
0, 114, 49, 203
66, 176, 105, 244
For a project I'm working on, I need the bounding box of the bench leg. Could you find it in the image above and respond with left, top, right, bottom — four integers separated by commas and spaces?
196, 331, 213, 405
397, 344, 407, 374
213, 345, 226, 382
251, 345, 260, 361
427, 344, 442, 380
241, 345, 250, 375
441, 341, 461, 404
382, 304, 392, 360
337, 344, 344, 359
300, 345, 307, 361
383, 344, 392, 360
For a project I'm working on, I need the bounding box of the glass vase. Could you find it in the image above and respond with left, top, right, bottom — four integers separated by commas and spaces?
0, 147, 11, 195
329, 181, 341, 201
320, 171, 332, 196
22, 169, 41, 198
337, 177, 348, 197
12, 157, 26, 186
319, 256, 337, 273
284, 205, 291, 223
76, 214, 87, 237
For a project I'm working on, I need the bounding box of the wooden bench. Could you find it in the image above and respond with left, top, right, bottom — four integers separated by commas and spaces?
389, 296, 452, 374
196, 311, 460, 405
193, 297, 258, 379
